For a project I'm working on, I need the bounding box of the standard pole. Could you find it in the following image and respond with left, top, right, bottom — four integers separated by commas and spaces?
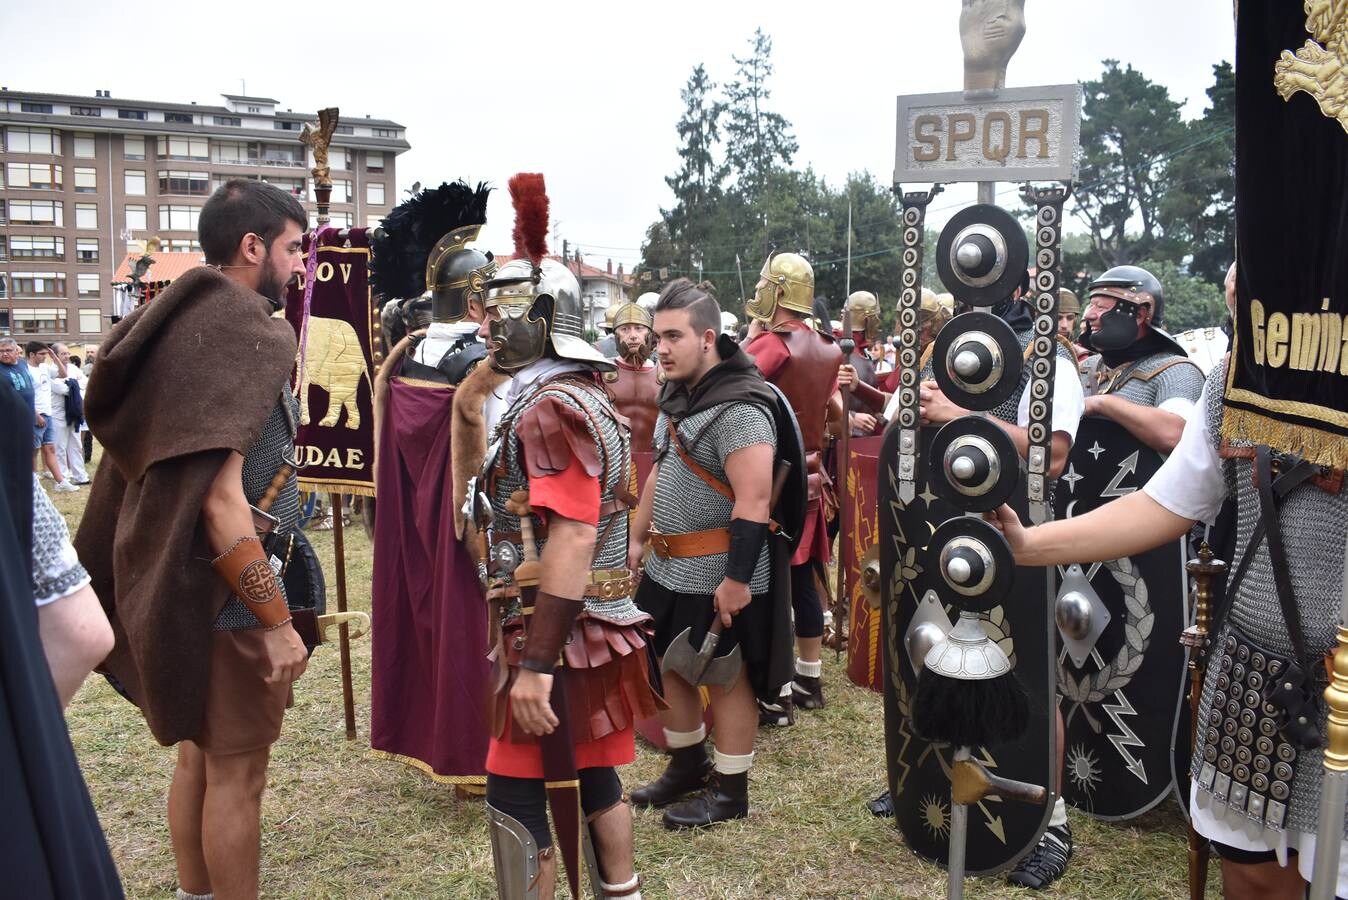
330, 492, 357, 740
947, 745, 972, 900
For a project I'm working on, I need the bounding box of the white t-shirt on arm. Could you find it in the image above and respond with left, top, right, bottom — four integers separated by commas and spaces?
1016, 359, 1085, 444
1141, 378, 1227, 524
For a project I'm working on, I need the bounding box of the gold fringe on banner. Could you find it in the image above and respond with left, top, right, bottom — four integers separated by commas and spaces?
1221, 405, 1348, 471
298, 479, 377, 498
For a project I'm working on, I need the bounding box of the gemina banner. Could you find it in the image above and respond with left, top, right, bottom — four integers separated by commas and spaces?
1226, 2, 1348, 468
284, 228, 378, 496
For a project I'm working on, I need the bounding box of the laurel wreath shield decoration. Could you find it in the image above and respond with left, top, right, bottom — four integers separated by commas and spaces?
1060, 555, 1153, 726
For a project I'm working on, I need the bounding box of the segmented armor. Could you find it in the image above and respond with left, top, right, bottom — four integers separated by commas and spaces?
1081, 351, 1203, 407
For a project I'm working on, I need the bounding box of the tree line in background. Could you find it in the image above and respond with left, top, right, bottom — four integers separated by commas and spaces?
636, 31, 1235, 333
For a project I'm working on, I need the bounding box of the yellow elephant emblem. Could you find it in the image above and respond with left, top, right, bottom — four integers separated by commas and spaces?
298, 316, 371, 430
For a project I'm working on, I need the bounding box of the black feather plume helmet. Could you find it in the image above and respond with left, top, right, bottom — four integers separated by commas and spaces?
368, 180, 491, 306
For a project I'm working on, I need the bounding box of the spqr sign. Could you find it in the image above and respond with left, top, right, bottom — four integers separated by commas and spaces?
894, 84, 1081, 184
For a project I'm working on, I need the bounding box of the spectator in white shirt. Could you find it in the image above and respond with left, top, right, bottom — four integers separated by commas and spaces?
45, 344, 89, 485
25, 342, 73, 491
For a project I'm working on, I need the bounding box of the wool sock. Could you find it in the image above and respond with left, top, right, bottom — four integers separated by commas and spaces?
600, 873, 642, 899
713, 749, 754, 775
176, 890, 213, 900
663, 724, 706, 750
1049, 796, 1068, 828
795, 658, 822, 678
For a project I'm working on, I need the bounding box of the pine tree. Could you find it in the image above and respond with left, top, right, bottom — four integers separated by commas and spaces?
663, 63, 724, 274
722, 28, 798, 209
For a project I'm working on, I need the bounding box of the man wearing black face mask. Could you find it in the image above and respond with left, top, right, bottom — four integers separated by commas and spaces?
1079, 266, 1204, 454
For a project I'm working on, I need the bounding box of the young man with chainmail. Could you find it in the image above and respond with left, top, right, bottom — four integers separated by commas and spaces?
76, 180, 309, 900
627, 279, 787, 829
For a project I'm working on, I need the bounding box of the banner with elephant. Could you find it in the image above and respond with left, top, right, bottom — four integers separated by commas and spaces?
284, 228, 378, 497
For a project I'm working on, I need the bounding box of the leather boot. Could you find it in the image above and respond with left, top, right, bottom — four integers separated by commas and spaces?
791, 674, 825, 709
661, 770, 749, 829
629, 743, 711, 808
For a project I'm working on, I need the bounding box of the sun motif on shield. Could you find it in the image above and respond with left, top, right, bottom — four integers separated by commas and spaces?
921, 793, 951, 838
1066, 744, 1103, 798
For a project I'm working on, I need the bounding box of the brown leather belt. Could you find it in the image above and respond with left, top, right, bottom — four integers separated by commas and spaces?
648, 527, 731, 559
495, 570, 636, 601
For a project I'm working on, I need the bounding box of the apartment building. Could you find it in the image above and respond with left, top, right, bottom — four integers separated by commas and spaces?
0, 88, 410, 343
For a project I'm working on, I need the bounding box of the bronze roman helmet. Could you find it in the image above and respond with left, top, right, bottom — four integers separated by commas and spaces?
847, 290, 882, 343
369, 180, 495, 325
611, 301, 652, 331
424, 224, 497, 323
483, 174, 613, 373
746, 251, 815, 321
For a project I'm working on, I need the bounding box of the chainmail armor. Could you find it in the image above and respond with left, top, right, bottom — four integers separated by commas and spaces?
214, 395, 301, 631
1082, 351, 1204, 408
1192, 357, 1348, 837
487, 376, 644, 625
644, 401, 776, 594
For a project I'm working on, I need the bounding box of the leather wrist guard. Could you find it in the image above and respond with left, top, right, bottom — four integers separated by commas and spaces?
211, 537, 290, 628
520, 591, 584, 673
725, 518, 768, 584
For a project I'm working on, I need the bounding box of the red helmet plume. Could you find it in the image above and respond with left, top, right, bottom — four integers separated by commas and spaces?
508, 173, 549, 267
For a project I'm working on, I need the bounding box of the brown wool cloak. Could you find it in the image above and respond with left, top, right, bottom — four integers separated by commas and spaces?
74, 266, 296, 745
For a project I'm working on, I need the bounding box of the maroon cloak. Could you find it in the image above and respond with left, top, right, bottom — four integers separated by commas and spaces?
369, 374, 490, 783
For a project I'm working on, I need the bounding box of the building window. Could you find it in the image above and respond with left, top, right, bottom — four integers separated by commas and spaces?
311, 179, 352, 203
74, 167, 97, 193
274, 120, 300, 131
20, 102, 53, 114
77, 238, 99, 263
247, 106, 260, 114
326, 211, 353, 227
12, 308, 68, 335
366, 151, 384, 172
71, 106, 101, 117
78, 273, 101, 297
9, 199, 63, 227
6, 162, 63, 190
163, 239, 202, 253
156, 135, 208, 161
11, 274, 67, 298
366, 182, 385, 205
118, 108, 147, 120
260, 144, 301, 167
366, 214, 384, 229
10, 236, 65, 260
125, 205, 147, 231
259, 175, 305, 197
159, 170, 209, 196
79, 309, 102, 333
373, 128, 398, 138
75, 203, 98, 229
124, 135, 145, 160
73, 133, 96, 159
164, 111, 194, 124
159, 204, 200, 231
329, 148, 350, 171
213, 139, 256, 165
124, 170, 146, 195
213, 115, 241, 127
5, 127, 60, 155
334, 124, 354, 135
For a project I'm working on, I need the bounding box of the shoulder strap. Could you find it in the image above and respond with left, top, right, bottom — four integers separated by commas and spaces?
665, 417, 735, 502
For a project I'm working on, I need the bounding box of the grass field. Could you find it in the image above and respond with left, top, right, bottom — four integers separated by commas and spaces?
48, 450, 1217, 899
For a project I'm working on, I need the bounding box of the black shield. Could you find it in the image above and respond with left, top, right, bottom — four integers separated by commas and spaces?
763, 382, 808, 558
1052, 417, 1190, 820
880, 423, 1056, 875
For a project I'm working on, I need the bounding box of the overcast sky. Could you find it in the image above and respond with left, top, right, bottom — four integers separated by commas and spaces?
2, 0, 1233, 270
